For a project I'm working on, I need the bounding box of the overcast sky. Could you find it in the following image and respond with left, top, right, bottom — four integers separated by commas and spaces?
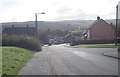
0, 0, 120, 22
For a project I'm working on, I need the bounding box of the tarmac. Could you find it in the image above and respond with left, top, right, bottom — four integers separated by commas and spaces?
64, 44, 119, 59
103, 51, 119, 59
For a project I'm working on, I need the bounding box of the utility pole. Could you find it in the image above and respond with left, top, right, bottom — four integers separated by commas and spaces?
116, 5, 118, 46
35, 13, 37, 39
35, 12, 45, 39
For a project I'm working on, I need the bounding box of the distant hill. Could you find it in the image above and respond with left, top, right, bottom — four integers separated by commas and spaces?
1, 19, 116, 31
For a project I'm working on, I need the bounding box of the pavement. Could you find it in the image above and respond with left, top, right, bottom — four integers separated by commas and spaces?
18, 44, 118, 75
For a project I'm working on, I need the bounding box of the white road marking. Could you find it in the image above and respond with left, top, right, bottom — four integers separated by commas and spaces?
73, 51, 87, 57
39, 67, 48, 72
73, 51, 101, 62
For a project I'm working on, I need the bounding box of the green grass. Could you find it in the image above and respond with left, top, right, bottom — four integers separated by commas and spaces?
0, 47, 2, 76
76, 44, 116, 47
2, 46, 34, 76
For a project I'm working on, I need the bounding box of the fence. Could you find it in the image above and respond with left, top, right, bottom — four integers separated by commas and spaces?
70, 40, 116, 46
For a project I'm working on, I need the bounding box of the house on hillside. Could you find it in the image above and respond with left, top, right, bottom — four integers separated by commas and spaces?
64, 32, 82, 43
64, 33, 75, 43
3, 25, 36, 36
71, 32, 83, 41
82, 17, 115, 40
54, 37, 64, 44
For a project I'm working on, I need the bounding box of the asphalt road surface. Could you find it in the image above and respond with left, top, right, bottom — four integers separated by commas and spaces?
18, 44, 118, 75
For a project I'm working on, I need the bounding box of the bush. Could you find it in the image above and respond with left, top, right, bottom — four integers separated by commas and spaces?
2, 35, 42, 51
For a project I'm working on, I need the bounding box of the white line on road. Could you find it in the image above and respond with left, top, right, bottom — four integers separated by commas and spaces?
73, 51, 87, 57
73, 51, 104, 62
73, 51, 97, 61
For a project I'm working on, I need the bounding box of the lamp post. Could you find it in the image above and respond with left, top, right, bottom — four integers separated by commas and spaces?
35, 12, 45, 39
116, 5, 118, 46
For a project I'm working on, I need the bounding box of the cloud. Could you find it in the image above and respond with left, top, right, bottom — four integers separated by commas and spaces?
0, 0, 120, 22
0, 0, 22, 11
56, 7, 73, 14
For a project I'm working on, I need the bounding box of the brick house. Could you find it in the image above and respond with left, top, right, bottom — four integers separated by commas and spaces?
82, 17, 115, 40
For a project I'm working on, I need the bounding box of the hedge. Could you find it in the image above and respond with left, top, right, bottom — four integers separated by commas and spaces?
2, 35, 42, 51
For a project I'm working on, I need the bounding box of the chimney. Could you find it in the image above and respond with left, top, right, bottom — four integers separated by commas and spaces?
110, 23, 113, 26
97, 16, 100, 20
12, 25, 14, 27
27, 25, 29, 28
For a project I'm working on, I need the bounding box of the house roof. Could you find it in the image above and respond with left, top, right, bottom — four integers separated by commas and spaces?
82, 19, 114, 35
65, 33, 75, 38
71, 32, 82, 37
3, 27, 36, 35
88, 19, 111, 29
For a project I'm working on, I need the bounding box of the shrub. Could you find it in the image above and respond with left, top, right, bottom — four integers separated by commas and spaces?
2, 35, 42, 51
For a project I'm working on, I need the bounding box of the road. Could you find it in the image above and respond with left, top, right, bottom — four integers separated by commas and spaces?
18, 44, 118, 75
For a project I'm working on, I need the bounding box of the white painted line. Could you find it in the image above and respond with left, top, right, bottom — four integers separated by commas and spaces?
73, 51, 87, 57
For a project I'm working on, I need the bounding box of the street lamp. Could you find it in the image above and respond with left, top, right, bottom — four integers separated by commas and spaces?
35, 12, 45, 39
116, 5, 118, 46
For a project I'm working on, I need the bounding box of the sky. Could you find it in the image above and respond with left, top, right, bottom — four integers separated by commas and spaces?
118, 1, 120, 19
0, 0, 120, 22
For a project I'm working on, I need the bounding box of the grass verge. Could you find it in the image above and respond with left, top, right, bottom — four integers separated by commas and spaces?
76, 44, 116, 47
2, 46, 34, 76
0, 47, 2, 76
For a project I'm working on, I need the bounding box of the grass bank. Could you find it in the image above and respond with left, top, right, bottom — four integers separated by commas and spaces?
2, 46, 34, 76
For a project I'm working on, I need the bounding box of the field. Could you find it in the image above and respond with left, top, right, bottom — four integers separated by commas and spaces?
2, 46, 34, 76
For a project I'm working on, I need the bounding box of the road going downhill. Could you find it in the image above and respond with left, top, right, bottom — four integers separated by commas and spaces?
18, 44, 118, 75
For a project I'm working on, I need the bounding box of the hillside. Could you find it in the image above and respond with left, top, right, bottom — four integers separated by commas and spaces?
1, 19, 116, 31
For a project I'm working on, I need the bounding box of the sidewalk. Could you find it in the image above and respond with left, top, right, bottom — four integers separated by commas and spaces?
103, 51, 120, 59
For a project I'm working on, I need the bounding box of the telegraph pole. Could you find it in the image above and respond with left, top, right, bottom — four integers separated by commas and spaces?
35, 13, 37, 39
116, 5, 118, 46
35, 12, 45, 39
